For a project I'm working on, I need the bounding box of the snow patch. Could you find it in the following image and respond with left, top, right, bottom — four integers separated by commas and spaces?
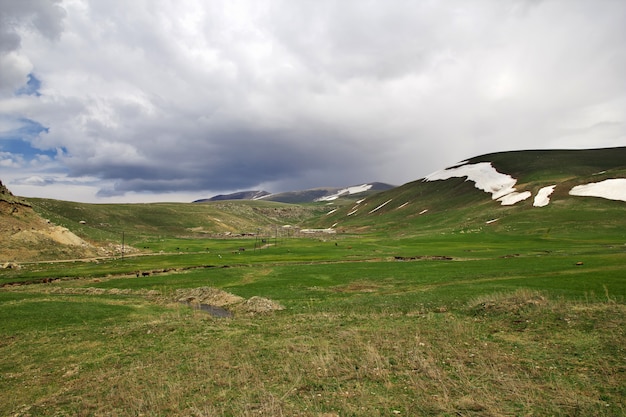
425, 162, 519, 201
326, 208, 338, 216
498, 191, 531, 205
300, 228, 336, 234
485, 218, 499, 224
369, 199, 392, 214
316, 184, 373, 201
533, 185, 556, 207
569, 179, 626, 202
425, 162, 535, 206
419, 209, 428, 215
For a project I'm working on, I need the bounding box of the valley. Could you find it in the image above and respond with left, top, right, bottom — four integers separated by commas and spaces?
1, 147, 625, 416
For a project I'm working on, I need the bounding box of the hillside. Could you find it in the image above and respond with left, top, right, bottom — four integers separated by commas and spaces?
0, 181, 99, 263
313, 147, 626, 236
26, 198, 327, 247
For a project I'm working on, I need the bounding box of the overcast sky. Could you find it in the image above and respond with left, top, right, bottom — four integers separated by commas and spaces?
1, 0, 625, 203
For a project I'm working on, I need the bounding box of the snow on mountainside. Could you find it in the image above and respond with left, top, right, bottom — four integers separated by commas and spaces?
315, 184, 374, 201
194, 183, 395, 204
569, 179, 626, 202
193, 190, 271, 202
424, 161, 626, 206
424, 162, 531, 206
533, 185, 556, 207
264, 182, 394, 203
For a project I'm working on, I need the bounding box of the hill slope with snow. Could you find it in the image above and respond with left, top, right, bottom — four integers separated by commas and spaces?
315, 147, 626, 233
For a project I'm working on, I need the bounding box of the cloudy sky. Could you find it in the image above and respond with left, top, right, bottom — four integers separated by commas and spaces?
1, 0, 625, 203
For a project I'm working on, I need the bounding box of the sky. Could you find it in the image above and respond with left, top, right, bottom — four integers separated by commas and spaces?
0, 0, 625, 203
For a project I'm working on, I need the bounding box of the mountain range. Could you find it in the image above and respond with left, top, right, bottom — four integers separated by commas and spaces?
193, 182, 395, 204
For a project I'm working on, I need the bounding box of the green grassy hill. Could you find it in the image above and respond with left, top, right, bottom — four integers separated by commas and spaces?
28, 198, 327, 245
314, 147, 626, 237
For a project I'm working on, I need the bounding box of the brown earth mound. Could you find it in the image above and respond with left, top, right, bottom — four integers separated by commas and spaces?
1, 180, 99, 262
176, 287, 245, 306
237, 296, 285, 313
175, 287, 284, 314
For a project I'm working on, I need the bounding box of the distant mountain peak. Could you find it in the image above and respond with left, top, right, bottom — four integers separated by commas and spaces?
315, 184, 374, 201
193, 183, 395, 204
193, 190, 271, 203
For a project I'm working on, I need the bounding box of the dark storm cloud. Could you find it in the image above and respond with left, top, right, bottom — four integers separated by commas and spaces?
69, 126, 377, 196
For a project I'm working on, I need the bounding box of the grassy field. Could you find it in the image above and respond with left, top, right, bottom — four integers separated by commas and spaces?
2, 148, 625, 416
1, 228, 624, 416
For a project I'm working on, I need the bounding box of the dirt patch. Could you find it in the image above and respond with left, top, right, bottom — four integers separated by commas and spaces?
330, 282, 380, 293
12, 225, 89, 247
176, 287, 244, 306
394, 255, 453, 261
41, 287, 161, 297
175, 287, 284, 315
1, 192, 100, 262
236, 296, 285, 314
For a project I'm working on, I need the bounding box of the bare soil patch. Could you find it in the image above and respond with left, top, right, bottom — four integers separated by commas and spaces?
176, 287, 244, 306
175, 286, 284, 315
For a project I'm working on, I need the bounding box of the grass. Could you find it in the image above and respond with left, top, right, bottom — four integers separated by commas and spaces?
1, 232, 624, 416
1, 287, 623, 416
2, 147, 625, 415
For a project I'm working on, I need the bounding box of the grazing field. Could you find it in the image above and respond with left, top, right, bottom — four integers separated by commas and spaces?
2, 147, 625, 415
1, 230, 624, 416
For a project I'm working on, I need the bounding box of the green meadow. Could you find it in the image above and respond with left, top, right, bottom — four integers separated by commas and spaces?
2, 224, 625, 416
2, 148, 625, 416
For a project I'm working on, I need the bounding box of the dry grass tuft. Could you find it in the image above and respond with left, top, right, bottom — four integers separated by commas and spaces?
467, 288, 549, 315
175, 286, 244, 306
237, 296, 285, 314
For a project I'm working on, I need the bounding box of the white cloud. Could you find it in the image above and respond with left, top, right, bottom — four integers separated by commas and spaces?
0, 152, 24, 168
0, 0, 624, 202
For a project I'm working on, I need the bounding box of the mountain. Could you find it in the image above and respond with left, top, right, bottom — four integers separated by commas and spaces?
262, 182, 395, 203
0, 180, 99, 263
194, 190, 271, 202
193, 182, 395, 204
313, 147, 626, 234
